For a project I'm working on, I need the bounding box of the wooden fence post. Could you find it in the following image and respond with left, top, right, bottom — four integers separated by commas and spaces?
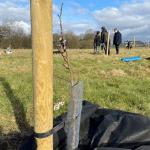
107, 30, 110, 55
31, 0, 53, 149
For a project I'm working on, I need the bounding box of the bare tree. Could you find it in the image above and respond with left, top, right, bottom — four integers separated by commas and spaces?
9, 20, 26, 49
78, 33, 84, 41
53, 4, 87, 148
0, 21, 12, 48
54, 3, 86, 86
79, 40, 87, 49
0, 19, 28, 49
21, 34, 32, 49
53, 33, 61, 49
83, 29, 95, 41
11, 27, 25, 49
64, 30, 79, 49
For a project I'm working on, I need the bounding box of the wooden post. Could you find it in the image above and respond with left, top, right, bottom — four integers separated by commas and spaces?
134, 36, 135, 49
148, 42, 149, 50
107, 30, 110, 55
31, 0, 53, 150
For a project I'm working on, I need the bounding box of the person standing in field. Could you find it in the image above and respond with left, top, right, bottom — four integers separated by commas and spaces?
127, 40, 132, 50
101, 26, 110, 55
58, 37, 68, 52
94, 35, 97, 53
95, 31, 101, 55
126, 40, 130, 49
113, 28, 122, 54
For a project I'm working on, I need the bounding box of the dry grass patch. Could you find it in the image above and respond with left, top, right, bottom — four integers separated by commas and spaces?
11, 65, 31, 72
97, 60, 102, 63
148, 104, 150, 110
133, 68, 150, 76
141, 63, 149, 67
130, 69, 135, 73
0, 60, 4, 65
100, 70, 106, 75
133, 108, 141, 114
140, 69, 150, 76
106, 69, 128, 77
114, 102, 127, 111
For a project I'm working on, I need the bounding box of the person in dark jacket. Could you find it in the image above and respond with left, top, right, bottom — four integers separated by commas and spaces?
127, 40, 130, 49
113, 28, 122, 54
95, 31, 101, 54
58, 37, 68, 52
101, 26, 110, 55
94, 35, 97, 53
126, 40, 132, 50
126, 40, 130, 49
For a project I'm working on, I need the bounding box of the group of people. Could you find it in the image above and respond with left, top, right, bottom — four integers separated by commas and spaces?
57, 26, 122, 55
94, 26, 122, 55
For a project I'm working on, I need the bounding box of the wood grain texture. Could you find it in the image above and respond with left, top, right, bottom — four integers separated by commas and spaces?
30, 0, 53, 149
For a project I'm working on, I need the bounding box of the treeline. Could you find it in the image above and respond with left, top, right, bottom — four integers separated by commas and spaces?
0, 20, 31, 49
0, 20, 113, 49
53, 29, 98, 49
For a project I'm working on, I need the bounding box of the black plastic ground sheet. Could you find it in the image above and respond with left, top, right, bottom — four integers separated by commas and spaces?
19, 100, 150, 150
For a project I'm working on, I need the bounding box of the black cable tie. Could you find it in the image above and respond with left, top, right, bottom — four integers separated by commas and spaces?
34, 114, 80, 139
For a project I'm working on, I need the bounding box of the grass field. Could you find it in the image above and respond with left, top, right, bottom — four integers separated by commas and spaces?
0, 47, 150, 149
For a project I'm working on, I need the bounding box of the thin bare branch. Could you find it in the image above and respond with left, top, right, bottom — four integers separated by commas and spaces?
62, 64, 69, 69
56, 3, 86, 145
73, 78, 79, 87
54, 74, 71, 83
61, 53, 68, 62
57, 3, 73, 82
73, 68, 87, 74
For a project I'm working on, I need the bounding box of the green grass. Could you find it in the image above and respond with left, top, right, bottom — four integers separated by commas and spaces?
0, 47, 150, 136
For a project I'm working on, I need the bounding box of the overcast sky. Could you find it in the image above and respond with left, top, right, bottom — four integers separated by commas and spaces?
0, 0, 150, 42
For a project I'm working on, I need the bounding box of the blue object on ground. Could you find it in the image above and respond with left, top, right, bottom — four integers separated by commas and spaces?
121, 56, 141, 62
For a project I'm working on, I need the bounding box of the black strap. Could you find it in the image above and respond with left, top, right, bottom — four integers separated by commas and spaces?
34, 114, 80, 139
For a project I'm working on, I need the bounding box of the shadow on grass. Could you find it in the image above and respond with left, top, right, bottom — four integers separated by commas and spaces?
0, 77, 34, 150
